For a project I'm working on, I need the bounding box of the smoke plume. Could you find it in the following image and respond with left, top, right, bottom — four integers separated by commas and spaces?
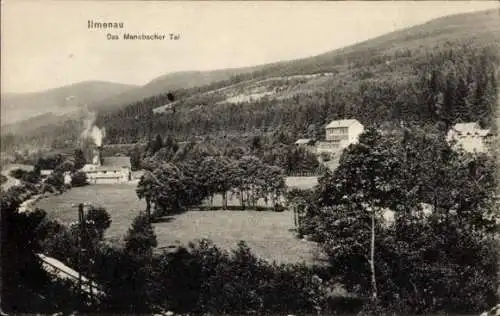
81, 110, 106, 147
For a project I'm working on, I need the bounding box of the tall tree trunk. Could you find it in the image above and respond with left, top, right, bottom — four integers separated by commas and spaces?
240, 190, 245, 210
222, 191, 227, 210
145, 197, 151, 220
370, 209, 378, 303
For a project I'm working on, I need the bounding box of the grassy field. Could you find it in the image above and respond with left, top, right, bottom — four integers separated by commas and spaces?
285, 176, 319, 190
34, 183, 322, 264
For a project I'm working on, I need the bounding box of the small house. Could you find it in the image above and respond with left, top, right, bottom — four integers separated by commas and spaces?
324, 119, 364, 148
447, 122, 494, 153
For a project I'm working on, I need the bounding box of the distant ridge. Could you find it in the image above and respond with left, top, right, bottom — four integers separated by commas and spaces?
1, 81, 138, 126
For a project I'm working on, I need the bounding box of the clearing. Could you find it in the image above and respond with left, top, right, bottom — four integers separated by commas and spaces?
34, 183, 322, 264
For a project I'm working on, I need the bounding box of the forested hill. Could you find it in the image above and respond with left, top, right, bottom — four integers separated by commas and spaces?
3, 9, 498, 153
98, 9, 499, 144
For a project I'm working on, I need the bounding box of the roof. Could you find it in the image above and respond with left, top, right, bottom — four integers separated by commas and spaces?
4, 164, 35, 172
37, 253, 104, 297
101, 156, 131, 169
81, 164, 97, 172
325, 119, 361, 129
451, 122, 491, 136
295, 138, 315, 145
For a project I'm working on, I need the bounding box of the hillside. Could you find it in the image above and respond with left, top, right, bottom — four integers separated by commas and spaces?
97, 9, 499, 144
1, 81, 138, 126
1, 67, 269, 134
94, 67, 268, 110
3, 9, 499, 151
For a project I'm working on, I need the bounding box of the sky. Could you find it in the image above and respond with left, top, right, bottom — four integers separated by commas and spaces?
1, 1, 498, 93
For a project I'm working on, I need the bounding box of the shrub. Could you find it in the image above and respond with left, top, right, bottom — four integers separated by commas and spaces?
153, 239, 361, 315
124, 212, 157, 257
45, 172, 65, 192
85, 206, 112, 240
320, 152, 331, 162
9, 168, 26, 179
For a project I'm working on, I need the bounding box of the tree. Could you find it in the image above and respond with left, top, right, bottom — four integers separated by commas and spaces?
310, 126, 498, 312
147, 134, 163, 156
136, 172, 156, 219
130, 146, 142, 171
1, 194, 74, 313
74, 149, 86, 170
319, 128, 401, 303
124, 212, 157, 258
71, 171, 88, 187
85, 206, 112, 240
96, 213, 157, 313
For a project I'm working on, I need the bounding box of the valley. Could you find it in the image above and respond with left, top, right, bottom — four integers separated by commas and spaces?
2, 6, 499, 315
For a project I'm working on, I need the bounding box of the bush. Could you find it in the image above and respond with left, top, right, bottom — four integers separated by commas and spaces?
9, 168, 27, 180
153, 239, 361, 315
320, 152, 331, 162
124, 212, 157, 257
45, 172, 65, 192
86, 206, 112, 240
71, 171, 88, 187
274, 203, 285, 212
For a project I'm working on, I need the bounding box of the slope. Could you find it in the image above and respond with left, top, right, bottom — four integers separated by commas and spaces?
97, 8, 499, 144
92, 67, 267, 110
4, 9, 500, 151
1, 81, 138, 126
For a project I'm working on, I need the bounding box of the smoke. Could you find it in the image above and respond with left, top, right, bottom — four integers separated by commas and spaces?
91, 125, 106, 147
81, 110, 106, 147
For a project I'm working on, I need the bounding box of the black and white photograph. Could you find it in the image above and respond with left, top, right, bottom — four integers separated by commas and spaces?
1, 1, 499, 315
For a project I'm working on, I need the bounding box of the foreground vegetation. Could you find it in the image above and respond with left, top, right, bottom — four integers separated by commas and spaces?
2, 123, 498, 314
296, 127, 499, 313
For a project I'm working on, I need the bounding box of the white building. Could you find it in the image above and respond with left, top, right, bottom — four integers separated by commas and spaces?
81, 155, 132, 184
446, 122, 494, 153
325, 119, 364, 147
316, 119, 364, 154
40, 169, 53, 177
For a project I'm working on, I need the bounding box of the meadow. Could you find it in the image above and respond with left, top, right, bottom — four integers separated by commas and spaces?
34, 181, 322, 264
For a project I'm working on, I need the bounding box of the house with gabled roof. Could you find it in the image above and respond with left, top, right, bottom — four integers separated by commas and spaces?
316, 119, 364, 155
80, 152, 132, 184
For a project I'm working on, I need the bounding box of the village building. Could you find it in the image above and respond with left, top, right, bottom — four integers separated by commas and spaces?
446, 122, 495, 153
80, 147, 131, 184
315, 119, 364, 155
40, 169, 53, 177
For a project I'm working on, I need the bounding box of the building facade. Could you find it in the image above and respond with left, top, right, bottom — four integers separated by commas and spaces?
80, 147, 132, 184
324, 119, 364, 149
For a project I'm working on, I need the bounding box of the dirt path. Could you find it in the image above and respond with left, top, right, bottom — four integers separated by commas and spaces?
0, 164, 28, 191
